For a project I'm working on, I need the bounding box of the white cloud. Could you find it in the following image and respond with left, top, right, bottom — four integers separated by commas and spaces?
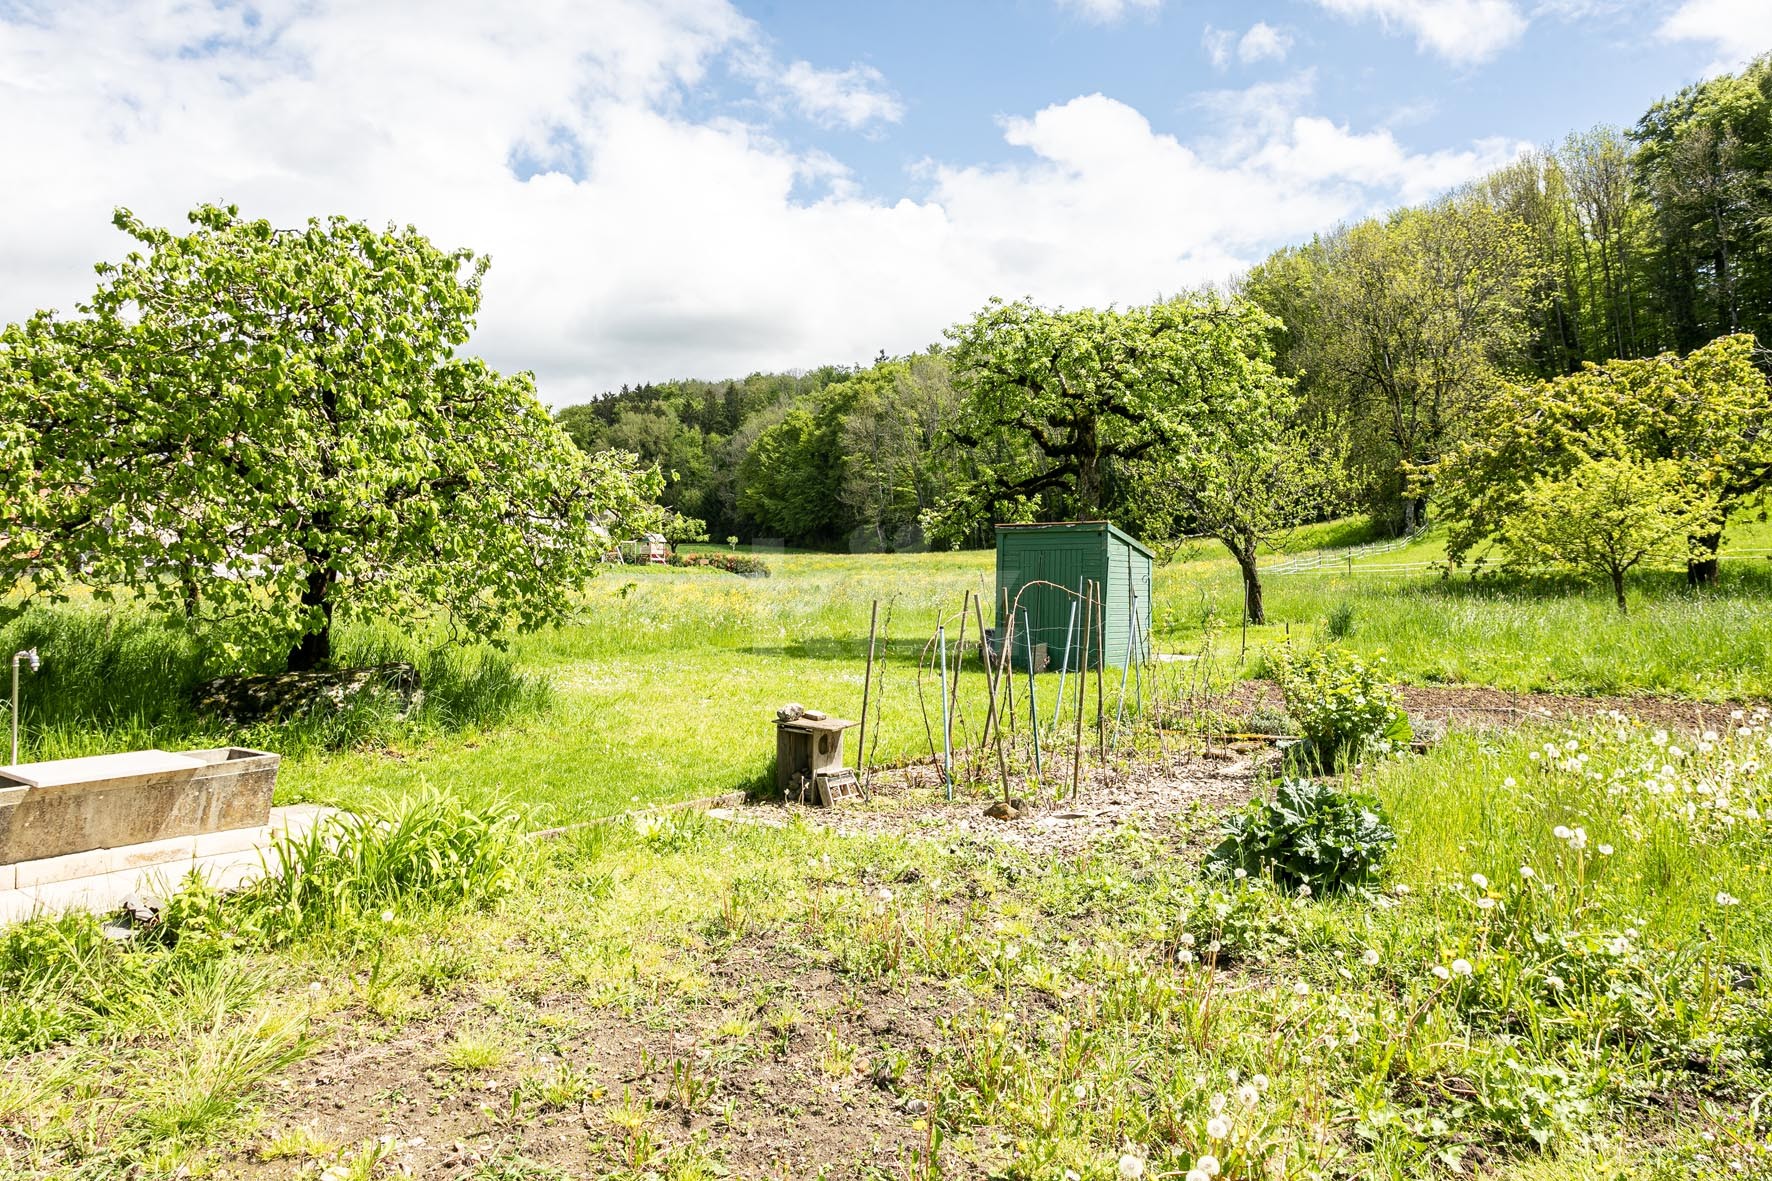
1203, 25, 1235, 68
779, 61, 904, 129
0, 4, 1528, 404
1239, 22, 1294, 63
1056, 0, 1163, 24
1658, 0, 1772, 68
1312, 0, 1529, 64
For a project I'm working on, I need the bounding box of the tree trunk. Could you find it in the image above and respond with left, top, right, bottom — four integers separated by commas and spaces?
1075, 415, 1102, 516
1232, 537, 1266, 626
286, 565, 334, 672
1687, 530, 1721, 586
1610, 567, 1628, 614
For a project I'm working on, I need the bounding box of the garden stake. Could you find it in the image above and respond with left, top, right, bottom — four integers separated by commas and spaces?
1000, 609, 1017, 751
1051, 591, 1078, 730
972, 593, 999, 777
1072, 581, 1089, 801
1022, 607, 1041, 782
948, 590, 970, 741
1094, 582, 1107, 773
992, 611, 1015, 806
937, 624, 953, 796
858, 600, 878, 797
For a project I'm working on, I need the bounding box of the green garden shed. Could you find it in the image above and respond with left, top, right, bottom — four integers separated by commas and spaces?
995, 522, 1153, 671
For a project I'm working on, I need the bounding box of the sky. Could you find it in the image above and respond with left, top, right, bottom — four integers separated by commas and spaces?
2, 0, 1769, 406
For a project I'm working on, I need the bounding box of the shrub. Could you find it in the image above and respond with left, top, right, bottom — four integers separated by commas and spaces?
667, 552, 770, 577
1206, 777, 1396, 893
1276, 644, 1411, 770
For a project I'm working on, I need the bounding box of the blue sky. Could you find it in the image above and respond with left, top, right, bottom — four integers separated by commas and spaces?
0, 0, 1767, 403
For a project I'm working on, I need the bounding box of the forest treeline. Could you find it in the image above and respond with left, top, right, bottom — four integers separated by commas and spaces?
556, 55, 1772, 550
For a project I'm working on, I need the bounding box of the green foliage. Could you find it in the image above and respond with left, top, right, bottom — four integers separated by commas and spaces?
927, 293, 1284, 544
241, 788, 526, 942
1438, 334, 1771, 577
0, 204, 663, 672
1206, 777, 1397, 892
1497, 456, 1718, 611
1245, 196, 1544, 528
1275, 644, 1412, 769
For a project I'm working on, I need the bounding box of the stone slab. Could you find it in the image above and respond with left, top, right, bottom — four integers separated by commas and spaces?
0, 750, 203, 789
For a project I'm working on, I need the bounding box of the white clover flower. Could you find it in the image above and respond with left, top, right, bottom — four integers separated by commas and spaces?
1362, 948, 1380, 966
1451, 959, 1473, 977
1118, 1155, 1145, 1181
1196, 1153, 1221, 1176
1207, 1115, 1231, 1139
1470, 873, 1489, 889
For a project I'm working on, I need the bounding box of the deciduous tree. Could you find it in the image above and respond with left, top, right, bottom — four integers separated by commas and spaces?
0, 205, 662, 671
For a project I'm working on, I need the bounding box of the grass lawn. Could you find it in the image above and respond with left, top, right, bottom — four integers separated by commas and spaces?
5, 713, 1769, 1178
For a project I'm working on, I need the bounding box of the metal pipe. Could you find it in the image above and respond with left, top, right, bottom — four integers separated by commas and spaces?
1022, 608, 1041, 780
1052, 592, 1079, 730
11, 648, 40, 767
937, 625, 953, 797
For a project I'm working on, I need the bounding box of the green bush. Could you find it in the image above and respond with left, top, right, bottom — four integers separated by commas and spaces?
1206, 777, 1396, 893
1276, 644, 1411, 771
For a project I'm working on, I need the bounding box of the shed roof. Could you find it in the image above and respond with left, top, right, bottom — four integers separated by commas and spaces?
993, 520, 1154, 560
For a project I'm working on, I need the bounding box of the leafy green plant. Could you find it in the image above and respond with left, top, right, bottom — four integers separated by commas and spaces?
240, 787, 527, 942
1206, 777, 1396, 893
1276, 644, 1411, 770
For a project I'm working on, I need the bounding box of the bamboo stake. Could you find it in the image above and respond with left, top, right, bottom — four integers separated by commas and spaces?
858, 600, 879, 797
948, 590, 970, 743
1051, 590, 1079, 730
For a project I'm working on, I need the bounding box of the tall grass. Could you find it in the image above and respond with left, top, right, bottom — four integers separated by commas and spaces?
0, 603, 551, 760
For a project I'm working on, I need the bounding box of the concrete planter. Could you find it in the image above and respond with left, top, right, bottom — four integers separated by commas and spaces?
0, 747, 279, 865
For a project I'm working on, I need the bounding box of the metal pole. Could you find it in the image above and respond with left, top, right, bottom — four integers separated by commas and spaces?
1072, 583, 1089, 801
937, 625, 953, 797
1022, 608, 1041, 780
858, 601, 879, 797
1052, 593, 1078, 730
11, 649, 38, 767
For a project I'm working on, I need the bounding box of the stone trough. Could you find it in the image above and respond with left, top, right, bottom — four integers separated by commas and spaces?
0, 746, 323, 924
